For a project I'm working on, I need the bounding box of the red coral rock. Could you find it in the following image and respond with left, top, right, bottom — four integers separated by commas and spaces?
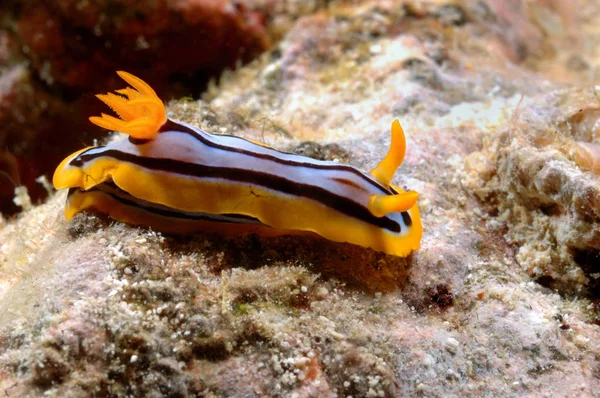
17, 0, 270, 93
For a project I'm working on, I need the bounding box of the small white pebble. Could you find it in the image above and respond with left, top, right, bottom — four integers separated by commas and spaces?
130, 355, 138, 363
446, 337, 459, 353
369, 44, 382, 54
574, 334, 589, 347
294, 357, 310, 368
301, 286, 308, 293
422, 354, 435, 367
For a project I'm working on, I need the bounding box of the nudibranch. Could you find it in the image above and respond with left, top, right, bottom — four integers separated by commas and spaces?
53, 71, 422, 257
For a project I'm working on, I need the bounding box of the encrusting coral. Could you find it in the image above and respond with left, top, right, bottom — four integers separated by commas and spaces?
573, 141, 600, 174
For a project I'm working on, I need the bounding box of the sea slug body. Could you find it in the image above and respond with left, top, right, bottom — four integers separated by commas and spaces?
53, 72, 422, 256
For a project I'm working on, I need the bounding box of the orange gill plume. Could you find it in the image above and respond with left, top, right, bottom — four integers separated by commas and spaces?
89, 71, 167, 140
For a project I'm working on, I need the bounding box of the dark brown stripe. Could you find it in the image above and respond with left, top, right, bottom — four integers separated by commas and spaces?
160, 119, 413, 227
331, 177, 366, 192
94, 181, 263, 223
71, 150, 404, 233
70, 185, 264, 224
401, 211, 412, 227
129, 137, 151, 145
159, 119, 393, 195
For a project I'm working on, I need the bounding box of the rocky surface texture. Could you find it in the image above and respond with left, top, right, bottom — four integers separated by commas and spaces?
2, 0, 600, 396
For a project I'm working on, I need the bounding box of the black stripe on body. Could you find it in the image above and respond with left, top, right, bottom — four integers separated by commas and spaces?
69, 184, 265, 224
159, 119, 412, 228
160, 120, 394, 195
70, 150, 404, 233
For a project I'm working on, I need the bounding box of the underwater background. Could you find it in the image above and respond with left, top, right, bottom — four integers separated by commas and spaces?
1, 1, 600, 396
